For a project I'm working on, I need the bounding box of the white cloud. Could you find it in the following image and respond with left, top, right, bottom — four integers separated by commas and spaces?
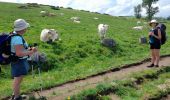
52, 0, 73, 7
0, 0, 15, 2
105, 0, 142, 16
68, 0, 114, 13
0, 0, 170, 17
155, 0, 170, 17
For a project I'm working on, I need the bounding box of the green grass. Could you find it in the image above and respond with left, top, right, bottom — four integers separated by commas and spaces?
112, 67, 170, 100
70, 67, 170, 100
0, 2, 170, 98
100, 96, 111, 100
116, 72, 170, 100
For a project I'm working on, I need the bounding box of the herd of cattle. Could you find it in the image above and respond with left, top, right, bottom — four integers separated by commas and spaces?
39, 13, 148, 47
17, 3, 149, 47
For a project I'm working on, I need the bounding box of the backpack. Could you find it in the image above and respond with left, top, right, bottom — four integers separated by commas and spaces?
139, 36, 147, 44
157, 23, 167, 45
0, 33, 25, 65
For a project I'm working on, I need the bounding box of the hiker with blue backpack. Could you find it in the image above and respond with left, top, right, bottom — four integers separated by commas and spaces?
11, 19, 37, 100
0, 19, 37, 100
147, 19, 167, 68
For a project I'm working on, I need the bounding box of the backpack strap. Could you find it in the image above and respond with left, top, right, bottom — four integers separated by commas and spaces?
10, 33, 25, 44
10, 32, 28, 49
10, 32, 29, 59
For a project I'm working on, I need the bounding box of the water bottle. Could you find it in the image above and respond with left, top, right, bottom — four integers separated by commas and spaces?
149, 29, 154, 44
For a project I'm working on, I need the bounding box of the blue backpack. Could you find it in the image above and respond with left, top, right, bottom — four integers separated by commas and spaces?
0, 33, 25, 65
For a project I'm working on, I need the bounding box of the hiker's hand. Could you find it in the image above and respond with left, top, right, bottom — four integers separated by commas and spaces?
28, 47, 37, 56
28, 51, 34, 56
149, 32, 154, 36
28, 47, 32, 51
31, 47, 38, 53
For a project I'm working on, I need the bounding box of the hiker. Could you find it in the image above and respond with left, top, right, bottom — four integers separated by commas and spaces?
11, 19, 37, 100
147, 19, 161, 68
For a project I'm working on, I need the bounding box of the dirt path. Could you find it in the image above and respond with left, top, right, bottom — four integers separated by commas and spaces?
161, 95, 170, 100
109, 94, 121, 100
32, 56, 170, 100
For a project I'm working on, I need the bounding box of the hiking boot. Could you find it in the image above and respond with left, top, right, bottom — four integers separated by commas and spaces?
155, 65, 159, 67
11, 95, 15, 100
14, 96, 22, 100
147, 64, 154, 68
21, 94, 27, 99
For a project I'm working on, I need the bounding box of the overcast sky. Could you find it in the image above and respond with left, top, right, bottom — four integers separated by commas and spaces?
0, 0, 170, 17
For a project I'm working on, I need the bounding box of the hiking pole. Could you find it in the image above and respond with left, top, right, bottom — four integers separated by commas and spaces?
32, 44, 42, 89
33, 44, 46, 100
37, 62, 43, 92
36, 59, 47, 100
29, 44, 36, 79
32, 63, 34, 78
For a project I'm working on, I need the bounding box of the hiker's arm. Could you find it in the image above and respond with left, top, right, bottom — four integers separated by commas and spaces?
15, 45, 36, 57
153, 29, 161, 40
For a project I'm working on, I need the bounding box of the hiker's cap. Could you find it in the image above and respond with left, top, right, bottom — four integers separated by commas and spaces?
14, 19, 29, 31
149, 19, 158, 26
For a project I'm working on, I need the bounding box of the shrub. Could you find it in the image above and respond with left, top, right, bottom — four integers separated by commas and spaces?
100, 96, 111, 100
50, 6, 60, 10
67, 7, 73, 9
167, 16, 170, 20
71, 89, 98, 100
96, 83, 114, 95
103, 13, 110, 16
27, 3, 40, 7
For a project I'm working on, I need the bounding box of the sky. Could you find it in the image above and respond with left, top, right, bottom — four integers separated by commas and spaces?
0, 0, 170, 18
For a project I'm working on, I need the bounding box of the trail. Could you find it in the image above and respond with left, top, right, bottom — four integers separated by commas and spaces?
161, 94, 170, 100
31, 56, 170, 100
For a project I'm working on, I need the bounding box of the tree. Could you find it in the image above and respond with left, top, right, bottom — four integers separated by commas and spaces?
167, 16, 170, 20
142, 0, 159, 20
134, 4, 142, 19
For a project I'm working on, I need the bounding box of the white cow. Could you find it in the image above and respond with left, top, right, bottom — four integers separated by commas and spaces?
98, 24, 109, 40
40, 29, 59, 42
71, 17, 80, 23
70, 17, 80, 21
143, 22, 148, 25
132, 26, 143, 30
137, 21, 141, 25
48, 13, 56, 16
40, 11, 48, 17
60, 13, 64, 16
73, 20, 80, 23
94, 17, 99, 20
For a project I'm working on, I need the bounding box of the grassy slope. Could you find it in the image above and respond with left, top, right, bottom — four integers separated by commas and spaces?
114, 69, 170, 100
0, 2, 170, 98
70, 67, 170, 100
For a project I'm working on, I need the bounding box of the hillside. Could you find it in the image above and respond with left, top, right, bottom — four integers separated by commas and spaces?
0, 2, 170, 99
